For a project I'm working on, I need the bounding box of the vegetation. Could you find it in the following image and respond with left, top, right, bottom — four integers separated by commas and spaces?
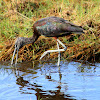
0, 0, 100, 63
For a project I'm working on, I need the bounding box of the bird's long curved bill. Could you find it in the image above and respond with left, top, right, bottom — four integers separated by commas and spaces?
11, 46, 19, 65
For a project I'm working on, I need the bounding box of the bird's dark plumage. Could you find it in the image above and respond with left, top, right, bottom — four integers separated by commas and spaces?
33, 16, 84, 37
11, 16, 84, 66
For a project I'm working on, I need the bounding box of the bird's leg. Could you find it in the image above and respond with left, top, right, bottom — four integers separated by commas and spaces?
57, 41, 60, 66
11, 46, 17, 65
11, 44, 19, 65
15, 48, 19, 65
40, 39, 67, 60
57, 39, 67, 51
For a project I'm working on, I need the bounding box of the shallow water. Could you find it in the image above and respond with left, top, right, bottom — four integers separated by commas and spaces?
0, 60, 100, 100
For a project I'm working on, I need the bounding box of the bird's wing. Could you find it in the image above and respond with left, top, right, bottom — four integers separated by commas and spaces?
34, 17, 83, 37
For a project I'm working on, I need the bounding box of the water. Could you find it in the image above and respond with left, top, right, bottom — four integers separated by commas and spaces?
0, 60, 100, 100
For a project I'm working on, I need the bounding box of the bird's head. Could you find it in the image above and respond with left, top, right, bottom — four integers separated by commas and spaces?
15, 37, 25, 50
11, 37, 25, 65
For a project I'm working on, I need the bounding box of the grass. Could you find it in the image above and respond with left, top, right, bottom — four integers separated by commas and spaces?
0, 0, 100, 62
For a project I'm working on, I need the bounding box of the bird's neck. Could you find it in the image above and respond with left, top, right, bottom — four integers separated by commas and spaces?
24, 33, 39, 45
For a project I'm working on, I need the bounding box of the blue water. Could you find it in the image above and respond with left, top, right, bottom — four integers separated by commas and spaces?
0, 60, 100, 100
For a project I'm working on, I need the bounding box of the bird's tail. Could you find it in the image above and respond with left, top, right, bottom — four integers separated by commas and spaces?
68, 25, 84, 33
64, 20, 84, 33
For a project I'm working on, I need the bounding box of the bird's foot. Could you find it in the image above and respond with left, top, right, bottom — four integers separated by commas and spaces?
40, 51, 49, 60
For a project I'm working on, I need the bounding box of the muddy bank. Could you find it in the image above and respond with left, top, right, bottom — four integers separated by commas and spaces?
0, 0, 100, 63
0, 31, 100, 63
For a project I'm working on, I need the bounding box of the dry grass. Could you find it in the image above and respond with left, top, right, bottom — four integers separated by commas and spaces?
0, 0, 100, 63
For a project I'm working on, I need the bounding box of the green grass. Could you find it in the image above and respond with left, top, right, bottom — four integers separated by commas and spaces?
0, 0, 99, 40
0, 0, 100, 62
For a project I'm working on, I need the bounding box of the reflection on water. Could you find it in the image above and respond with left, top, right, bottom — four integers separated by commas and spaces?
0, 60, 100, 100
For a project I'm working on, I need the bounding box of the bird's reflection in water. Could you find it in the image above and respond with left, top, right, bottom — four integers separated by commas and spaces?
16, 76, 29, 87
12, 61, 76, 100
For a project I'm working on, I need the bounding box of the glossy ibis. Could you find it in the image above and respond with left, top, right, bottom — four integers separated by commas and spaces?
11, 16, 84, 66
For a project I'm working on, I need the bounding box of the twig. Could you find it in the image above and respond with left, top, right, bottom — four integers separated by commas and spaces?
14, 10, 33, 21
2, 9, 33, 21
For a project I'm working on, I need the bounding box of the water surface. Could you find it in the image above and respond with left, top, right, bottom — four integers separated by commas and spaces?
0, 60, 100, 100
